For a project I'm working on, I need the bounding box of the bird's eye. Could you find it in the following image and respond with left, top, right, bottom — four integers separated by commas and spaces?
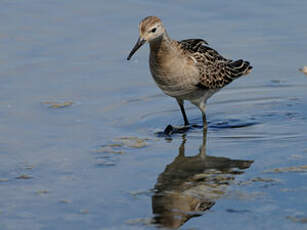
151, 28, 157, 33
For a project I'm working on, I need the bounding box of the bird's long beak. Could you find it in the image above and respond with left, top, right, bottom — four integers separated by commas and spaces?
127, 37, 146, 60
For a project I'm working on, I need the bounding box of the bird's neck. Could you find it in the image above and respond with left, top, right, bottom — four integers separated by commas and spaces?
149, 32, 174, 56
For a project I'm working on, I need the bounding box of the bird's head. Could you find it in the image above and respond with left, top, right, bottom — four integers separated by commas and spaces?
127, 16, 165, 60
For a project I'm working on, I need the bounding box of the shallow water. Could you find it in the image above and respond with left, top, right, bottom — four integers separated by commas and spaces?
0, 0, 307, 229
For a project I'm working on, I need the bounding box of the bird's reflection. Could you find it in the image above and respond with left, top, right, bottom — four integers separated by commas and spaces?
152, 126, 253, 229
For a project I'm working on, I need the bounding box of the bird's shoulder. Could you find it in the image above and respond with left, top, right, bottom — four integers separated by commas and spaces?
177, 38, 231, 63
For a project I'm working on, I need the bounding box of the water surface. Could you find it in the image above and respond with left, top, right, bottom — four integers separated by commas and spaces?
0, 0, 307, 229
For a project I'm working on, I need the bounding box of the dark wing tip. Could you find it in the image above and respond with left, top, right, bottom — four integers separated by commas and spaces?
179, 39, 209, 52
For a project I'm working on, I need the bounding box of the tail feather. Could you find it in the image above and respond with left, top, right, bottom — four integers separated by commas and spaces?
226, 59, 252, 79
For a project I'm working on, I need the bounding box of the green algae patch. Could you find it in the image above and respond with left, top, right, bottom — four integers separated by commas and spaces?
116, 136, 149, 148
264, 165, 307, 173
287, 216, 307, 224
79, 209, 89, 214
93, 137, 151, 168
25, 165, 35, 170
126, 218, 152, 226
95, 159, 117, 167
95, 145, 124, 154
226, 190, 265, 201
96, 137, 150, 155
237, 177, 282, 186
59, 199, 72, 204
42, 101, 73, 109
37, 190, 49, 195
128, 189, 154, 197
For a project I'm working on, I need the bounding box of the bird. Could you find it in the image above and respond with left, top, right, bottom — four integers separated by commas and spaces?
127, 16, 252, 133
299, 66, 307, 75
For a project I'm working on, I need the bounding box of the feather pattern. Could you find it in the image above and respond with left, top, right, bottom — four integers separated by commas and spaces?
128, 16, 253, 127
178, 39, 252, 89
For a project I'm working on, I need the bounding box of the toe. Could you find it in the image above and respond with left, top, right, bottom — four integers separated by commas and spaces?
163, 124, 175, 135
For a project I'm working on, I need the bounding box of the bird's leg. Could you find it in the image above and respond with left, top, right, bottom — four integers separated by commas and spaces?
163, 99, 190, 135
178, 135, 187, 157
176, 99, 190, 126
199, 101, 208, 129
199, 122, 208, 159
202, 112, 208, 129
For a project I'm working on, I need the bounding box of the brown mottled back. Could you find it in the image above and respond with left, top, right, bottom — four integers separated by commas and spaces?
178, 39, 252, 89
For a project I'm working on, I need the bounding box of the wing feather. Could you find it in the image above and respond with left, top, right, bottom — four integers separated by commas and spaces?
178, 39, 252, 89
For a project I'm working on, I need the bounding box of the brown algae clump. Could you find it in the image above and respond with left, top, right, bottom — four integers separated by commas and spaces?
16, 174, 33, 179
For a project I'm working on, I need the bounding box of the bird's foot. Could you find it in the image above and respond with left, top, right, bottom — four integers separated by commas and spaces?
163, 124, 192, 135
156, 123, 204, 137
